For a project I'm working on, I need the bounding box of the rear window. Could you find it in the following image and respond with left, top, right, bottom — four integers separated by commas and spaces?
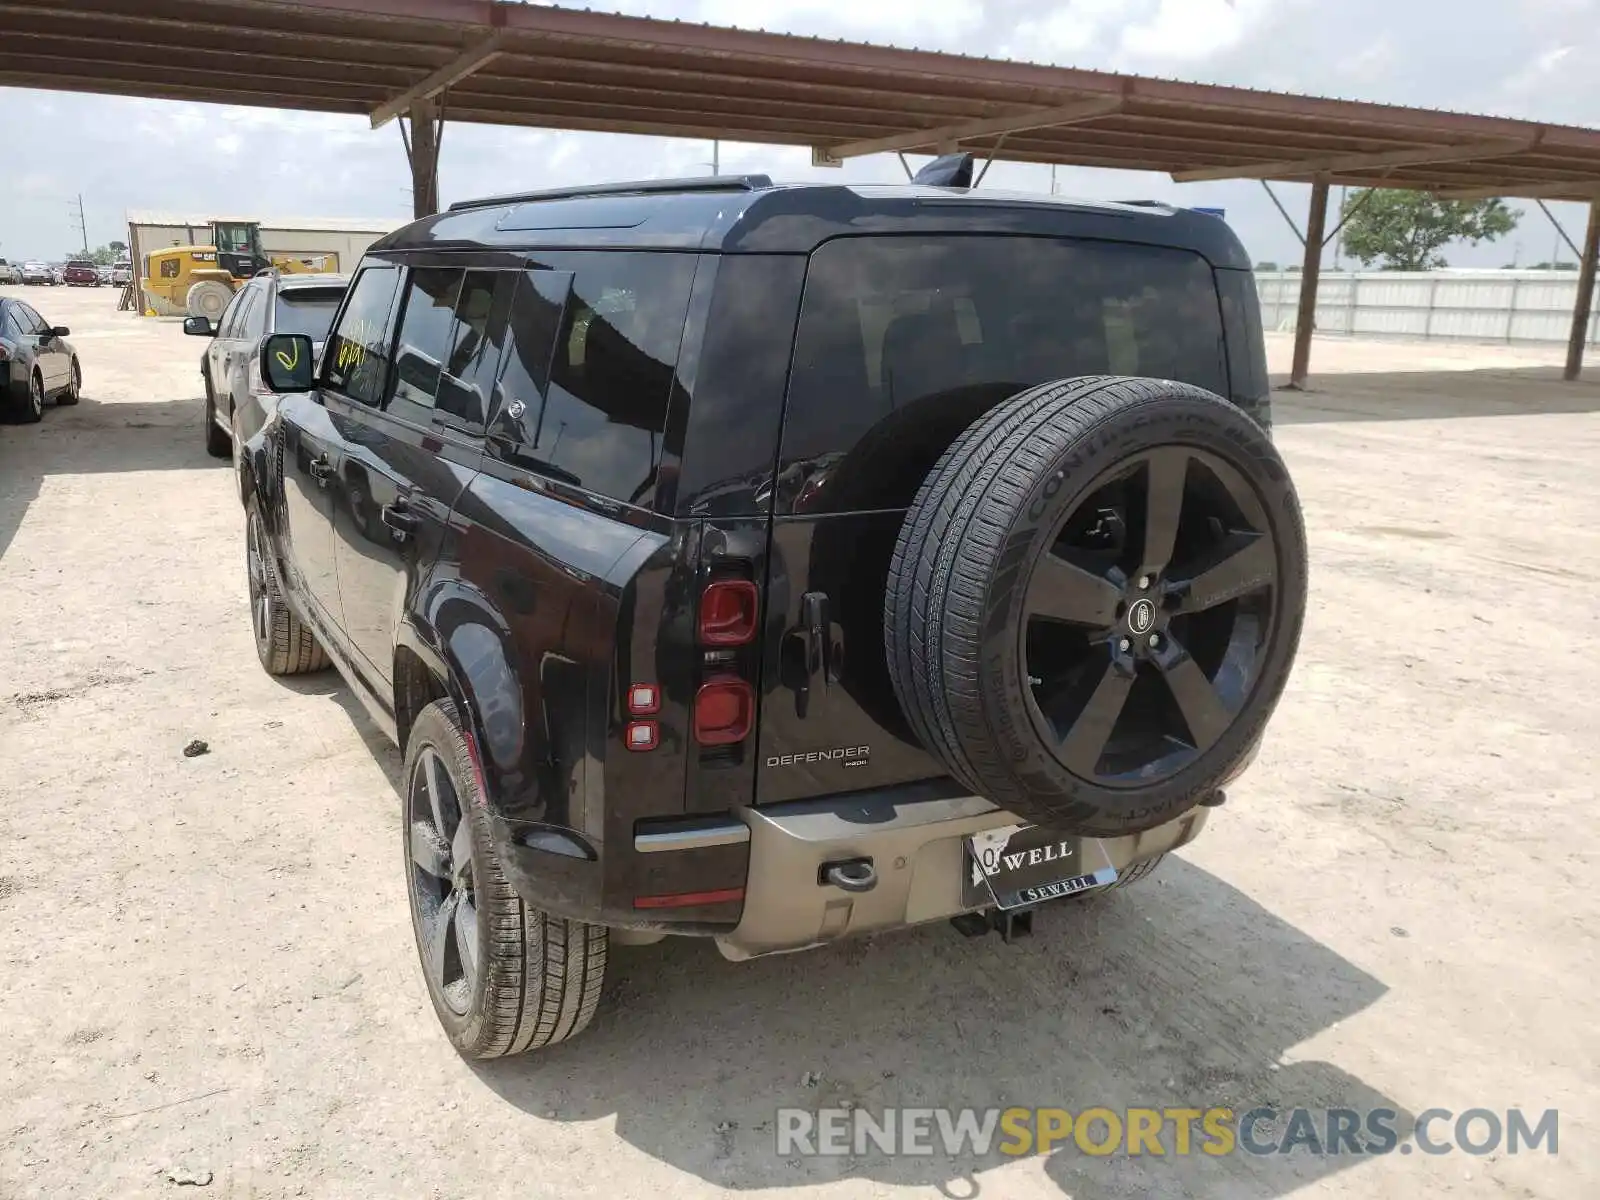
67, 261, 94, 270
779, 235, 1227, 513
273, 288, 346, 340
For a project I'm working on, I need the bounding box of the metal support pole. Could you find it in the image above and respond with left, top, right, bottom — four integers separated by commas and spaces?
1563, 200, 1600, 380
403, 98, 442, 218
1287, 178, 1330, 390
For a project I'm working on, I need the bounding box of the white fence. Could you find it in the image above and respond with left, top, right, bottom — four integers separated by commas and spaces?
1254, 269, 1600, 345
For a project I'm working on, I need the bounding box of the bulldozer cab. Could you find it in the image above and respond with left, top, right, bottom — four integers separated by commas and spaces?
211, 221, 268, 280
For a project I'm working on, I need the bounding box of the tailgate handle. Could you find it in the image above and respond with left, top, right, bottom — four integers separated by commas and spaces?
781, 592, 843, 719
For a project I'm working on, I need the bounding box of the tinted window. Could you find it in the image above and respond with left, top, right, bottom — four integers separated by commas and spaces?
17, 304, 48, 334
239, 289, 268, 339
534, 253, 695, 505
324, 265, 402, 406
435, 270, 512, 431
387, 268, 462, 412
489, 268, 568, 452
780, 236, 1226, 513
217, 290, 248, 338
273, 287, 346, 341
4, 307, 28, 339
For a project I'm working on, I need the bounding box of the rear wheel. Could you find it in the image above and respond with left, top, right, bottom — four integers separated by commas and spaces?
886, 377, 1307, 838
14, 371, 45, 423
204, 383, 231, 458
245, 500, 328, 675
404, 699, 608, 1058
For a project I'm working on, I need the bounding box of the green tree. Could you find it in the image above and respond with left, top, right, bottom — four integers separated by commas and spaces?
84, 243, 127, 266
1339, 189, 1518, 271
1254, 261, 1281, 271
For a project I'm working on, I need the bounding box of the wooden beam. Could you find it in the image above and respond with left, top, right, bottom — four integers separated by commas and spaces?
370, 31, 506, 129
819, 95, 1122, 162
1287, 178, 1330, 391
1173, 137, 1536, 184
1564, 201, 1600, 380
1434, 179, 1600, 201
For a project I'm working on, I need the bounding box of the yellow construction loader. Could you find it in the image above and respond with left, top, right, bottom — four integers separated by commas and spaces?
141, 220, 339, 318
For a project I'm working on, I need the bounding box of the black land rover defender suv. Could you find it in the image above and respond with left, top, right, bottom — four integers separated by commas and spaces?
245, 163, 1308, 1059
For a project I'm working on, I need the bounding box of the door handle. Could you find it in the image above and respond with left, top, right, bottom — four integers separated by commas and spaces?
308, 454, 333, 485
381, 500, 419, 542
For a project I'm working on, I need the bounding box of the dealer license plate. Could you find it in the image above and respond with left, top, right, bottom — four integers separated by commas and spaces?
962, 823, 1117, 910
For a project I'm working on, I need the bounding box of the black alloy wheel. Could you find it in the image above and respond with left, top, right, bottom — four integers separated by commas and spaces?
407, 746, 480, 1017
246, 508, 274, 652
1023, 444, 1277, 787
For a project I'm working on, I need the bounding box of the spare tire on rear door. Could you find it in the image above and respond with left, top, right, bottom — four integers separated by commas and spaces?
885, 376, 1307, 837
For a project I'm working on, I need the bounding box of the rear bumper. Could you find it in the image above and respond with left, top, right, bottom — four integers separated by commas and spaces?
713, 790, 1208, 961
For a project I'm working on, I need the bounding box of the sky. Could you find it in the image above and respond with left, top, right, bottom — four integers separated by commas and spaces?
3, 0, 1598, 268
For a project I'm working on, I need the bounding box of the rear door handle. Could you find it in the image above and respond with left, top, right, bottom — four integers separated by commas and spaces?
381, 500, 418, 541
308, 454, 333, 484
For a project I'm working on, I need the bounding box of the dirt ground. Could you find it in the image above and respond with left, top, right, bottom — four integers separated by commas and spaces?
2, 285, 1596, 1199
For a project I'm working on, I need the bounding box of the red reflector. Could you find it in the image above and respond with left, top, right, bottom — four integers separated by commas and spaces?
694, 677, 753, 746
633, 886, 745, 909
627, 683, 660, 715
699, 579, 758, 646
624, 720, 658, 752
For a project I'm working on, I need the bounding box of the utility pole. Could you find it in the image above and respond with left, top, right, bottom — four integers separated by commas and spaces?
68, 193, 90, 257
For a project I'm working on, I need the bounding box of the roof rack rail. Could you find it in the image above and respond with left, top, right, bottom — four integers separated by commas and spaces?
448, 174, 775, 212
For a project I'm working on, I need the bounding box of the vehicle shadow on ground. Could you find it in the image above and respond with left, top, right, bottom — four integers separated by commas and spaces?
473, 858, 1405, 1197
0, 393, 220, 563
276, 669, 404, 790
1272, 365, 1600, 424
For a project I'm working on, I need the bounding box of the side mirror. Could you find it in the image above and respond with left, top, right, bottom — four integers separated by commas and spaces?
261, 333, 315, 392
49, 326, 70, 338
182, 316, 215, 337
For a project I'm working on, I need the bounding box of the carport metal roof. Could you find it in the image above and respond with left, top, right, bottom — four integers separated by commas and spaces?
6, 0, 1600, 199
7, 0, 1600, 384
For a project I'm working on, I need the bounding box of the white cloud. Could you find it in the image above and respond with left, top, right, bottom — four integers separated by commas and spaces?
1119, 0, 1274, 62
1006, 0, 1133, 61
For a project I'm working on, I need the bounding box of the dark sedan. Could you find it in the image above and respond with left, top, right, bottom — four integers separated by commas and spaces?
1, 297, 81, 423
62, 260, 101, 287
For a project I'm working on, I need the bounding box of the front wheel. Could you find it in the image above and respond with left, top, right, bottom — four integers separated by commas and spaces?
204, 384, 231, 458
56, 360, 81, 407
404, 699, 608, 1059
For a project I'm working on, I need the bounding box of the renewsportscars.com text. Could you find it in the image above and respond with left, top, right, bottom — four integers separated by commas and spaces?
776, 1106, 1559, 1158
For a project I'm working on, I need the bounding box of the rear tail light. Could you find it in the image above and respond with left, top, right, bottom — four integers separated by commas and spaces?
699, 579, 758, 646
694, 677, 753, 745
625, 720, 659, 752
627, 683, 660, 715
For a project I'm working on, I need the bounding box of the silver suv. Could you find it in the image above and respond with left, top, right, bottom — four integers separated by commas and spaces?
183, 271, 348, 458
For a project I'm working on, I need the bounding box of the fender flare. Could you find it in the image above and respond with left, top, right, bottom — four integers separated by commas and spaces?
396, 585, 534, 813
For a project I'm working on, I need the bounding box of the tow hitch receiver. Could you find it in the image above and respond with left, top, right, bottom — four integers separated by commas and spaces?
950, 906, 1037, 942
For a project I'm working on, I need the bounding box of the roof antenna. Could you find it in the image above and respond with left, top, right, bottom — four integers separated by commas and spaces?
911, 152, 976, 188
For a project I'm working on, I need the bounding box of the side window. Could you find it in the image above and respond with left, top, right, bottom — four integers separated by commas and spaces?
5, 308, 28, 339
531, 253, 695, 505
324, 264, 402, 406
489, 268, 569, 452
241, 288, 269, 339
216, 290, 247, 338
386, 267, 463, 414
19, 304, 48, 334
435, 270, 513, 432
